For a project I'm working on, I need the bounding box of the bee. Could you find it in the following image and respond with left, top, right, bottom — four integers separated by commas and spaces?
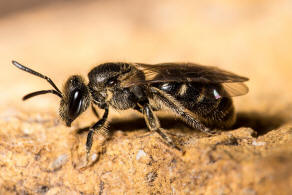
12, 60, 248, 156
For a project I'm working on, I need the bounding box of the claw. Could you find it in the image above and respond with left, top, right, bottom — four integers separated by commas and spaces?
174, 144, 185, 154
203, 127, 216, 135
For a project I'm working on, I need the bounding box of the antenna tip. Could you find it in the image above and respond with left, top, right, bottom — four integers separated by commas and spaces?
12, 60, 20, 66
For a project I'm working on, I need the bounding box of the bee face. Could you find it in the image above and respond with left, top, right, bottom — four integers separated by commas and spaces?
59, 75, 90, 127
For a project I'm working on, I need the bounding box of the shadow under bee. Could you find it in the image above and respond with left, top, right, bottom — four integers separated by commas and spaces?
77, 111, 288, 138
233, 111, 288, 136
76, 116, 199, 136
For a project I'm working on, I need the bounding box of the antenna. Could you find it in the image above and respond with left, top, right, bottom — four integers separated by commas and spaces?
12, 60, 63, 100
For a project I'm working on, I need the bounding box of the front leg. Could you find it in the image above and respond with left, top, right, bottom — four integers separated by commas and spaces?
91, 104, 99, 119
141, 103, 182, 152
86, 105, 109, 158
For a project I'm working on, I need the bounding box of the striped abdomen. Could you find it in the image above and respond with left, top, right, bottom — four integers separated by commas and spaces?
152, 82, 235, 129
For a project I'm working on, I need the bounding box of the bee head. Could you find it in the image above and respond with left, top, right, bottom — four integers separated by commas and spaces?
59, 75, 90, 127
12, 61, 90, 127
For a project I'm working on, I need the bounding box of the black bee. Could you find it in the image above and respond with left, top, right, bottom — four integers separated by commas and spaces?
12, 61, 248, 155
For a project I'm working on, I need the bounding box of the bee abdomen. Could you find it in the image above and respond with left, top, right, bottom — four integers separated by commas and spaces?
155, 82, 201, 99
154, 82, 236, 129
157, 82, 181, 94
202, 97, 235, 129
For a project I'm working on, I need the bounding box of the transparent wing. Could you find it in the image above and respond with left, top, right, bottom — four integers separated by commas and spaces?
222, 82, 249, 97
187, 82, 249, 102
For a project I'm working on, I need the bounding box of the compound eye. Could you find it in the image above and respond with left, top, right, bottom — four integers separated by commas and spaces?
69, 90, 83, 118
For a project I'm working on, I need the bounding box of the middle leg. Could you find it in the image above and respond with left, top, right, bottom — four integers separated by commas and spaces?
140, 102, 182, 152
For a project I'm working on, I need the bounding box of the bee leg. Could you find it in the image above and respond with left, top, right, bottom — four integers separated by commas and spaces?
151, 87, 215, 135
91, 104, 99, 119
86, 106, 109, 162
141, 103, 183, 152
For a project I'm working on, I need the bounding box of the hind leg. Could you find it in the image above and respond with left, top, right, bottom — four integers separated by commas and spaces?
151, 87, 215, 134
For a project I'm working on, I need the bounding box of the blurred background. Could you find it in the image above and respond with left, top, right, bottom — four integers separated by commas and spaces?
1, 1, 292, 193
1, 0, 292, 118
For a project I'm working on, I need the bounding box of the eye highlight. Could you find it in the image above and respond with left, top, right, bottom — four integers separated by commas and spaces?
68, 90, 83, 119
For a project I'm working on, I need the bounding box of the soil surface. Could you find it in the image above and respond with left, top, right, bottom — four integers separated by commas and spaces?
1, 1, 292, 194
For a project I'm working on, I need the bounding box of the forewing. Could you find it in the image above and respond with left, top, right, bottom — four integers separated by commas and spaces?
137, 63, 248, 83
120, 62, 249, 97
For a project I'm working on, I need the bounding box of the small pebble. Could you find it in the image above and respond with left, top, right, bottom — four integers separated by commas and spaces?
50, 154, 68, 171
23, 127, 33, 135
91, 153, 98, 162
136, 150, 147, 161
252, 140, 266, 146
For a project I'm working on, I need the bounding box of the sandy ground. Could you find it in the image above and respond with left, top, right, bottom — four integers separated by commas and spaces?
0, 0, 292, 194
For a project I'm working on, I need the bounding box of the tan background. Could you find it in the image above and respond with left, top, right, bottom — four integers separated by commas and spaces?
0, 0, 292, 194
